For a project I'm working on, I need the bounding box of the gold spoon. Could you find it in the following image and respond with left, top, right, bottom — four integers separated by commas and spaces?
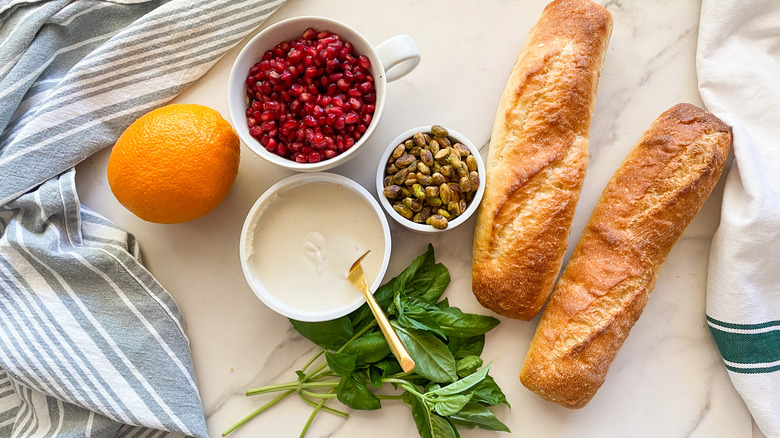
347, 250, 415, 373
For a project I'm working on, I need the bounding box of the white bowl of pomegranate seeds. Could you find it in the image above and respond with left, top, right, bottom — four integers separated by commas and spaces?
228, 16, 420, 171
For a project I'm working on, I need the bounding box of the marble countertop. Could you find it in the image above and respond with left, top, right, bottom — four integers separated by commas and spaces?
74, 0, 760, 436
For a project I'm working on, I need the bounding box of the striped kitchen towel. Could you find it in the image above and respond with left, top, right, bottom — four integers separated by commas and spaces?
0, 0, 285, 436
697, 0, 780, 436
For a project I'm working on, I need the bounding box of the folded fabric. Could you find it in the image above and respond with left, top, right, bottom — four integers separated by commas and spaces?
0, 0, 285, 436
697, 0, 780, 436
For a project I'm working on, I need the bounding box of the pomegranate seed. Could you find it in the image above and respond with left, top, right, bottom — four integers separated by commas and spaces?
289, 84, 304, 96
364, 104, 375, 113
295, 152, 307, 163
348, 88, 362, 98
249, 126, 262, 137
308, 151, 321, 162
317, 30, 331, 39
247, 117, 257, 128
344, 112, 358, 124
357, 56, 371, 70
337, 78, 350, 91
303, 115, 317, 127
349, 98, 362, 110
260, 111, 276, 122
299, 92, 313, 102
325, 106, 343, 116
302, 28, 317, 40
324, 149, 337, 159
287, 48, 302, 64
332, 96, 344, 108
276, 142, 288, 157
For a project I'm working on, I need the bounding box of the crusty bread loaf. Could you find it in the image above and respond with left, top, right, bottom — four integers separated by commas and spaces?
520, 103, 732, 409
472, 0, 613, 320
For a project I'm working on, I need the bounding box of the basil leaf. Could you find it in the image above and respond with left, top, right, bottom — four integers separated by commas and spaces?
325, 351, 356, 376
447, 335, 485, 360
341, 331, 390, 365
393, 323, 457, 383
398, 304, 446, 338
415, 263, 450, 304
437, 297, 450, 309
431, 393, 473, 417
449, 403, 510, 432
430, 308, 500, 338
289, 317, 354, 351
367, 365, 383, 388
470, 375, 510, 407
456, 355, 483, 378
374, 358, 403, 377
427, 365, 490, 397
408, 394, 460, 438
336, 374, 381, 410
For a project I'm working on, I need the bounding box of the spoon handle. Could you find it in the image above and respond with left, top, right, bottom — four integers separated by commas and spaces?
363, 286, 416, 373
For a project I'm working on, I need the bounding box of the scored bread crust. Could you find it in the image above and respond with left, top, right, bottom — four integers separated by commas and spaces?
519, 103, 732, 409
472, 0, 613, 320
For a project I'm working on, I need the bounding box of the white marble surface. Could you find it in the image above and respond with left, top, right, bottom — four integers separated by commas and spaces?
74, 0, 760, 437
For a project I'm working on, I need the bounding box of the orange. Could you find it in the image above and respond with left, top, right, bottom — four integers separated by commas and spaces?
107, 104, 240, 224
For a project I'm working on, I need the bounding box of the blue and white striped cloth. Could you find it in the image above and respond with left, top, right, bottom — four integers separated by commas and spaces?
0, 0, 285, 436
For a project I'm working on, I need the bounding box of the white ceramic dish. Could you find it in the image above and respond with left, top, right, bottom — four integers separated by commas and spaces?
227, 16, 420, 172
376, 126, 486, 233
239, 173, 392, 322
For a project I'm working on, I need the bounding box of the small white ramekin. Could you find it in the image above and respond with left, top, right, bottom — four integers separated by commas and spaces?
375, 126, 486, 233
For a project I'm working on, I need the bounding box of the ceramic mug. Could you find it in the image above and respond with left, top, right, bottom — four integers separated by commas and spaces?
228, 16, 421, 172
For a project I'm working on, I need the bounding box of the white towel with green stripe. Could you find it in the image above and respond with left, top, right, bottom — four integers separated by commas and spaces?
0, 0, 285, 436
697, 0, 780, 436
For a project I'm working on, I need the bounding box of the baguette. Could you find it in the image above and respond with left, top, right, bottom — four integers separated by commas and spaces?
519, 103, 732, 408
472, 0, 613, 320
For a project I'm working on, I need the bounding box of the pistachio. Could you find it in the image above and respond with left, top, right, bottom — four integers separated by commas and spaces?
383, 185, 403, 199
393, 203, 413, 219
414, 207, 431, 223
425, 185, 439, 198
440, 183, 452, 205
469, 171, 480, 191
387, 163, 399, 174
417, 161, 431, 175
392, 144, 405, 159
413, 131, 426, 146
423, 133, 432, 144
440, 165, 453, 178
427, 214, 448, 229
404, 139, 415, 150
434, 148, 451, 163
392, 167, 409, 185
430, 125, 449, 137
409, 146, 422, 157
459, 176, 471, 193
400, 187, 412, 198
411, 183, 426, 200
459, 199, 468, 215
437, 209, 452, 219
435, 135, 451, 148
403, 197, 423, 212
454, 143, 470, 157
426, 197, 443, 207
404, 178, 417, 186
448, 201, 462, 217
383, 176, 392, 187
432, 162, 442, 173
418, 174, 434, 186
432, 172, 446, 185
396, 154, 415, 168
429, 139, 441, 155
456, 162, 469, 178
447, 154, 463, 169
466, 155, 478, 172
420, 149, 434, 167
449, 146, 461, 160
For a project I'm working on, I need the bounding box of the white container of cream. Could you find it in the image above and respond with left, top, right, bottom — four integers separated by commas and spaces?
240, 173, 392, 322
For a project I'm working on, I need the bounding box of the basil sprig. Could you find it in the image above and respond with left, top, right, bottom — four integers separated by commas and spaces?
223, 245, 510, 438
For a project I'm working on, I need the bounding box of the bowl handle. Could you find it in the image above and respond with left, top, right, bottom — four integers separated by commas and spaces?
374, 35, 421, 82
